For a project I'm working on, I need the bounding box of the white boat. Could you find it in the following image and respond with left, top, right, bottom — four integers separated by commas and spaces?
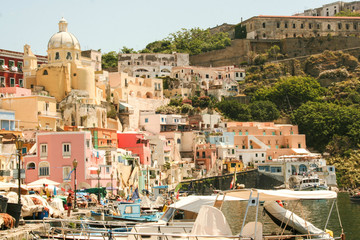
296, 175, 328, 191
35, 189, 344, 240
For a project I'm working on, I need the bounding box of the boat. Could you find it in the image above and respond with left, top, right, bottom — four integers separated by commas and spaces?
264, 201, 331, 238
350, 193, 360, 203
295, 175, 328, 191
91, 202, 163, 222
34, 189, 345, 240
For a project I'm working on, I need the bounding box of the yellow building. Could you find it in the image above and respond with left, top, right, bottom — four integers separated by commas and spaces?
24, 18, 97, 103
0, 95, 58, 131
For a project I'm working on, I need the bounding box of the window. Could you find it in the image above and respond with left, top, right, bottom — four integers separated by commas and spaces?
272, 132, 275, 136
62, 143, 71, 157
300, 23, 304, 29
276, 22, 280, 28
76, 53, 79, 60
338, 23, 342, 29
271, 167, 282, 173
22, 147, 27, 155
66, 52, 72, 60
262, 22, 266, 28
346, 24, 350, 30
262, 153, 264, 157
39, 161, 50, 176
27, 162, 35, 170
10, 78, 15, 87
354, 24, 357, 30
206, 74, 209, 78
284, 23, 288, 28
0, 77, 5, 87
55, 52, 60, 60
8, 60, 14, 67
317, 24, 321, 29
19, 79, 23, 87
177, 139, 181, 144
63, 166, 71, 180
328, 24, 331, 30
86, 140, 90, 148
298, 143, 301, 148
17, 61, 23, 70
0, 59, 4, 65
293, 23, 296, 28
309, 23, 312, 29
145, 118, 148, 123
255, 153, 258, 157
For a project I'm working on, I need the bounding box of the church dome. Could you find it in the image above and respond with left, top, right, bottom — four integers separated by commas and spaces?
47, 18, 81, 50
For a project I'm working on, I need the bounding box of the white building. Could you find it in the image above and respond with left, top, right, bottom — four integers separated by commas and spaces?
139, 111, 187, 134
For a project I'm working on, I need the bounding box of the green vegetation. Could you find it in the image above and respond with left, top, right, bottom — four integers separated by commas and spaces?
234, 24, 247, 39
335, 10, 360, 17
141, 28, 231, 55
101, 51, 118, 70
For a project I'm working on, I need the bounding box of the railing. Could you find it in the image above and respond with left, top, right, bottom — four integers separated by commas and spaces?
0, 170, 10, 176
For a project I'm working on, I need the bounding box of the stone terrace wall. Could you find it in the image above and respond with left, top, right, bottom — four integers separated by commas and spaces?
190, 36, 360, 67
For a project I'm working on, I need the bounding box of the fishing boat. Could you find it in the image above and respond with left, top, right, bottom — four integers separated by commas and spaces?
34, 189, 345, 240
91, 202, 163, 222
295, 175, 328, 191
350, 192, 360, 203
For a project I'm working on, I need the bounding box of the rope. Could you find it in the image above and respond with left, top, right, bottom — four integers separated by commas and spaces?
324, 199, 336, 231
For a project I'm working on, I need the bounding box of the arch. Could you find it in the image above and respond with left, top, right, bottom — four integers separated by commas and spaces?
161, 68, 170, 73
137, 91, 142, 97
291, 165, 296, 175
43, 70, 48, 75
201, 81, 207, 86
27, 162, 36, 170
39, 161, 50, 176
145, 92, 153, 98
134, 68, 148, 72
299, 164, 307, 174
78, 182, 91, 189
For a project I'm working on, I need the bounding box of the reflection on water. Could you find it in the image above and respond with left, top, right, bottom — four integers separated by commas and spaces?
222, 192, 360, 239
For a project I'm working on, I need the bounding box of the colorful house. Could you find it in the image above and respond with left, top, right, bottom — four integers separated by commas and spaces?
117, 132, 151, 166
23, 132, 113, 189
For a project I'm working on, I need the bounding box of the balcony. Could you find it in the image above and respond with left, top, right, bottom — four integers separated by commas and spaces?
10, 66, 18, 72
0, 170, 10, 177
38, 111, 61, 118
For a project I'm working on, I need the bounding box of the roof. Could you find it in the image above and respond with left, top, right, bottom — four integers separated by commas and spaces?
291, 148, 310, 154
255, 15, 360, 20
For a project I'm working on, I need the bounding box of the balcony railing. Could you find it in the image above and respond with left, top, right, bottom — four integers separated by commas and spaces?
0, 170, 10, 176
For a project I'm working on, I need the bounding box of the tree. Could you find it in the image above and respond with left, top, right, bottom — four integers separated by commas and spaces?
120, 46, 137, 54
141, 28, 231, 55
249, 101, 280, 121
291, 102, 360, 152
254, 76, 325, 112
102, 51, 118, 70
234, 24, 247, 39
267, 45, 281, 60
216, 100, 251, 121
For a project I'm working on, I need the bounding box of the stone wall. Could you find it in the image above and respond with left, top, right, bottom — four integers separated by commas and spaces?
180, 169, 284, 195
190, 36, 360, 67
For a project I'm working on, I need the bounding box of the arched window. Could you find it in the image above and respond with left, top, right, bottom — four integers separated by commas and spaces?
299, 164, 307, 174
327, 24, 331, 30
55, 52, 60, 60
291, 165, 296, 175
43, 70, 48, 75
27, 162, 36, 170
66, 52, 72, 60
177, 139, 181, 144
39, 161, 50, 176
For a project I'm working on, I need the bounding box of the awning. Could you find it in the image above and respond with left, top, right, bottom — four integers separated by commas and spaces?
119, 102, 133, 109
291, 148, 310, 154
223, 189, 337, 201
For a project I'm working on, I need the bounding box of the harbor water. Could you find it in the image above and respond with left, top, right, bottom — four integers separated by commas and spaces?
222, 192, 360, 240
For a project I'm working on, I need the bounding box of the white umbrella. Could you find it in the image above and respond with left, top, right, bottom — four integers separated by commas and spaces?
27, 178, 60, 187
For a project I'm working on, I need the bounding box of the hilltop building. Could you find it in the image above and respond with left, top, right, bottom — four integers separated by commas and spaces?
118, 53, 189, 78
295, 1, 360, 16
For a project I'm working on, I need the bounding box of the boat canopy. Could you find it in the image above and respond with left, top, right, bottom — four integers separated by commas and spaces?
223, 189, 337, 201
169, 195, 243, 213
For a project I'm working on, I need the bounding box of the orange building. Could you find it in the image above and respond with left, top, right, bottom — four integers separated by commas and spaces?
227, 122, 307, 166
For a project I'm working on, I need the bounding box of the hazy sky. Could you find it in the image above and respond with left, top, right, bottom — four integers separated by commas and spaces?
0, 0, 345, 55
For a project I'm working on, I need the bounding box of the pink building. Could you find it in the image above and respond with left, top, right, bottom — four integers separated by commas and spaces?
24, 132, 113, 189
195, 143, 217, 173
227, 122, 307, 164
0, 87, 31, 97
117, 132, 151, 166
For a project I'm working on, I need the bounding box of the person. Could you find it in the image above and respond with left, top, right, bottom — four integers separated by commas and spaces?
66, 193, 73, 217
29, 188, 35, 195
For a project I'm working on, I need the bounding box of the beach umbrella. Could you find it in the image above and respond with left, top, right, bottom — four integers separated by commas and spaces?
27, 178, 60, 187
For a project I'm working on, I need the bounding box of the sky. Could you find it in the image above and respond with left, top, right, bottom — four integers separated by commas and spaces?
0, 0, 347, 55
